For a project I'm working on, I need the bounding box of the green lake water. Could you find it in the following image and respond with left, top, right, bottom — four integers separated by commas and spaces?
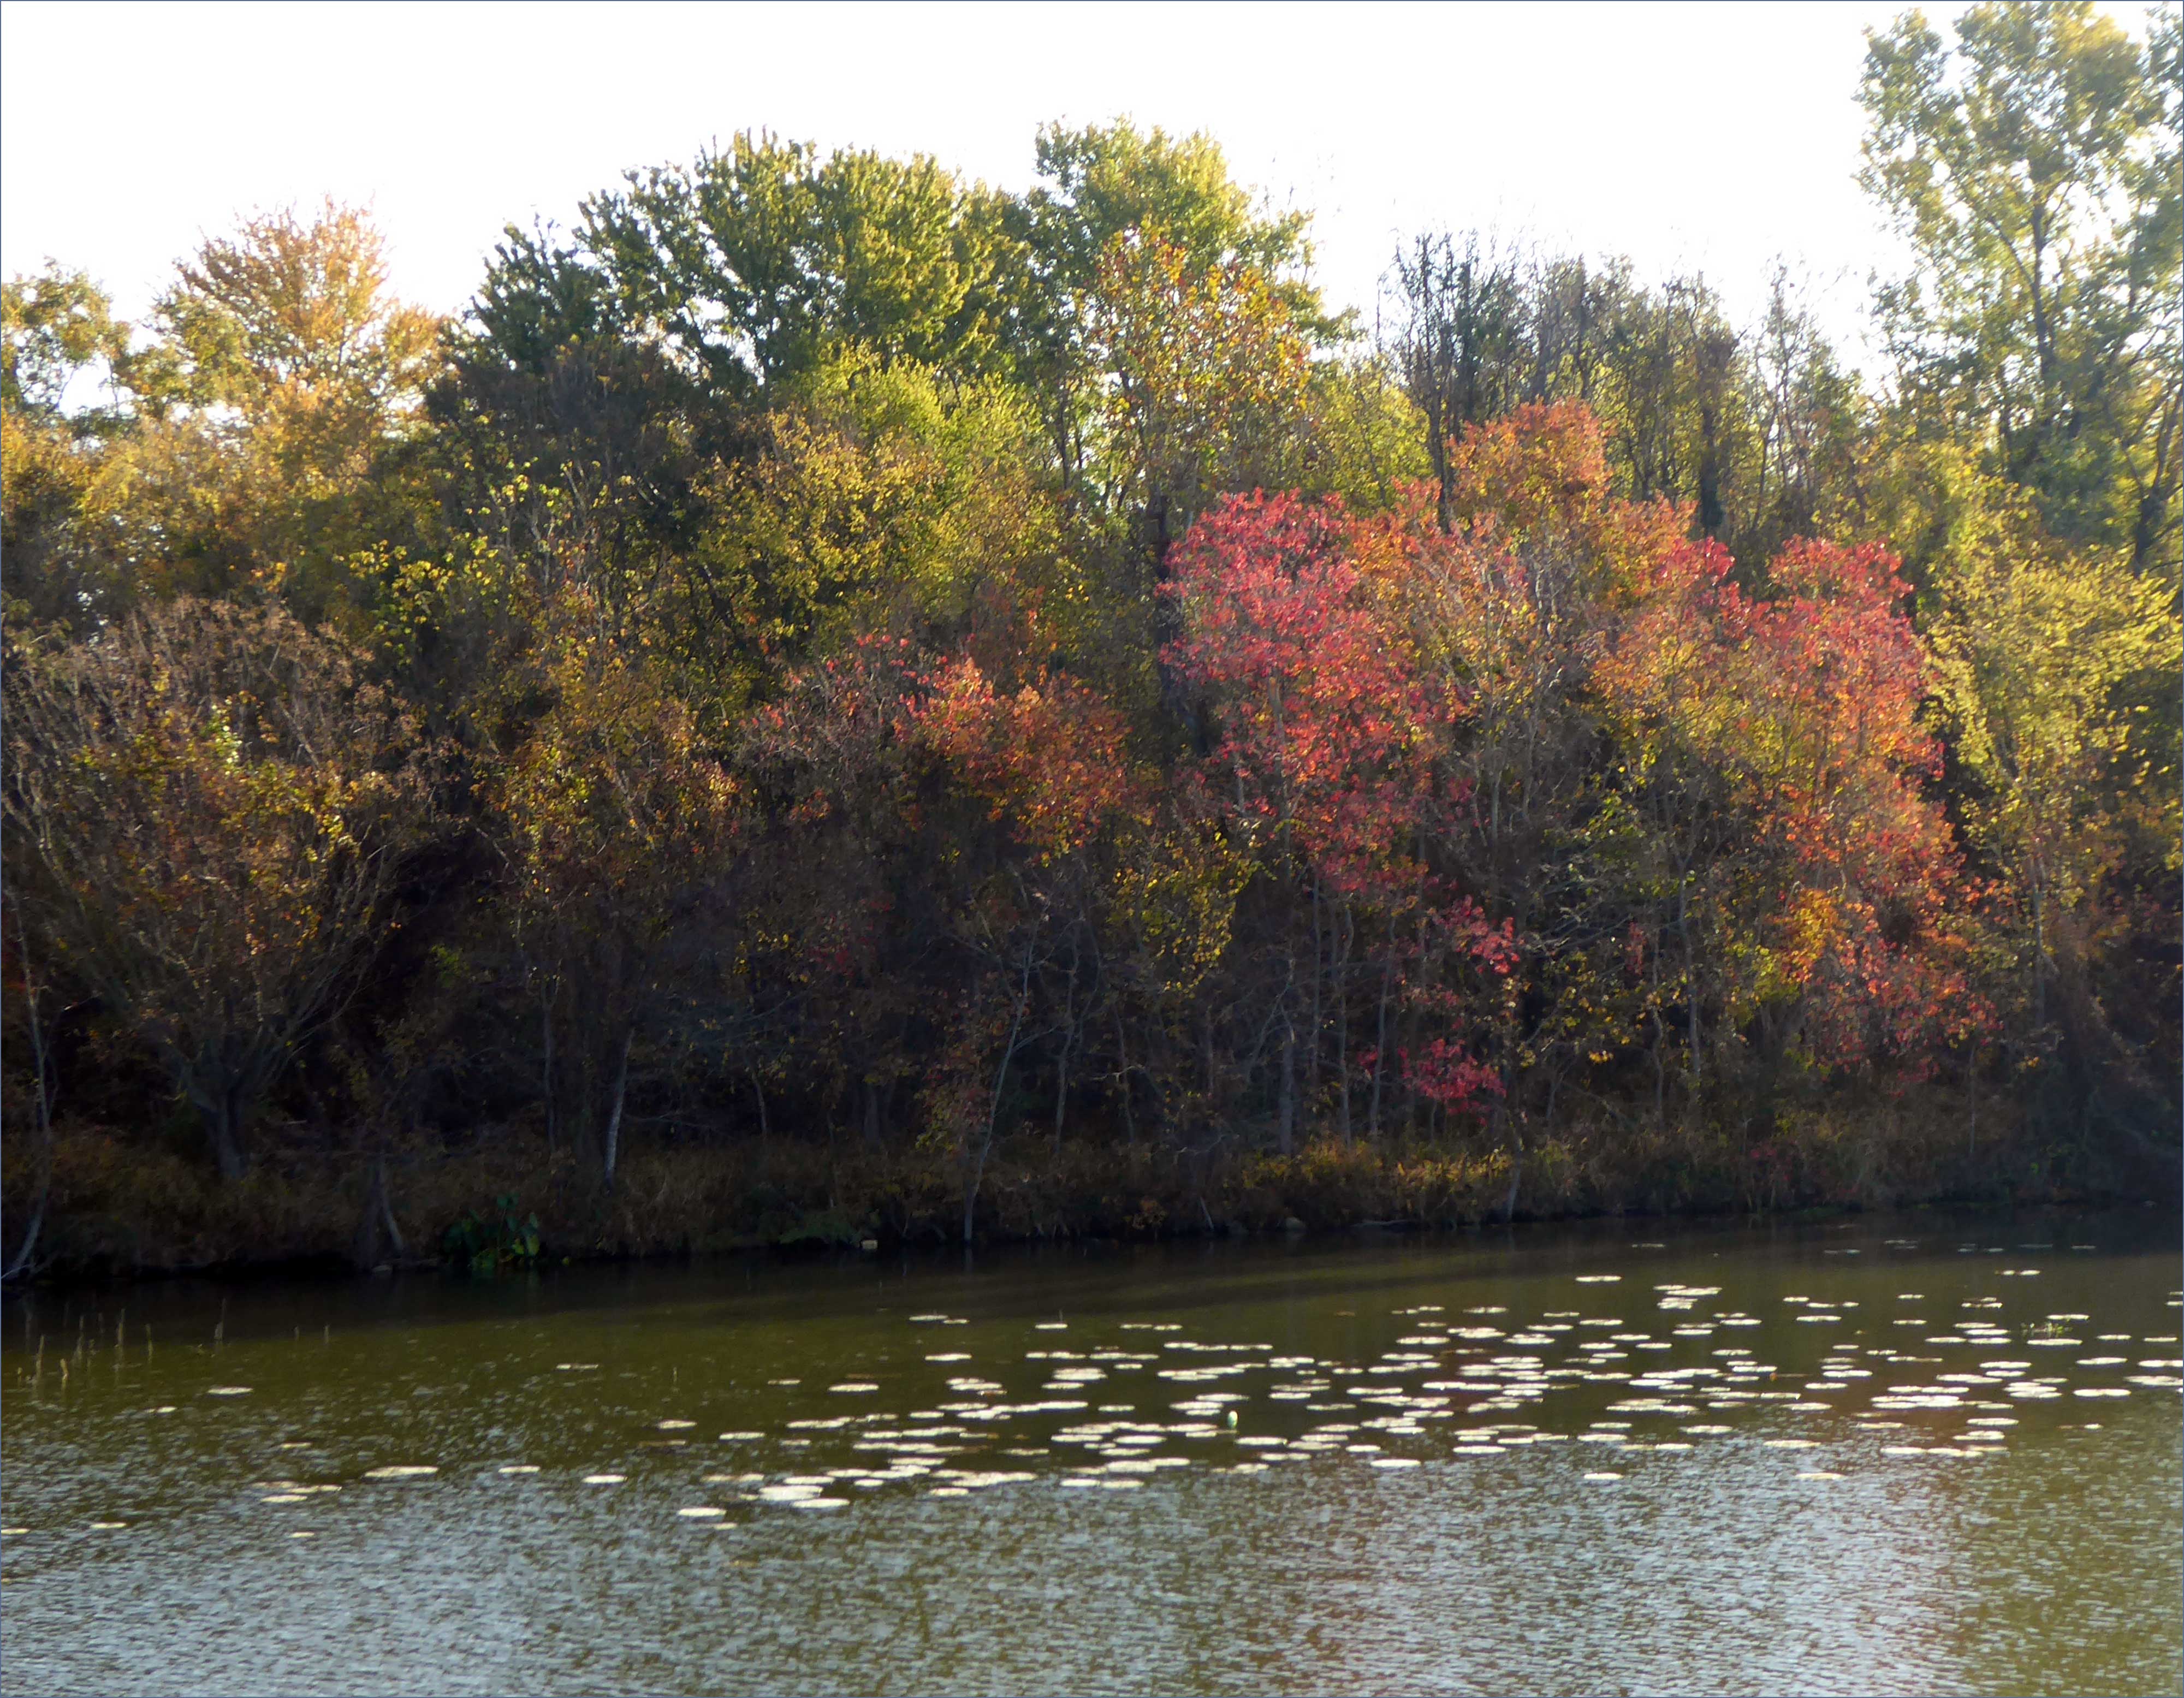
2, 1209, 2177, 1696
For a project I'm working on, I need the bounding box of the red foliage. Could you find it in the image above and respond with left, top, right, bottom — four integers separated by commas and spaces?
1164, 492, 1452, 905
917, 656, 1148, 862
1165, 490, 1511, 1112
1604, 531, 1989, 1067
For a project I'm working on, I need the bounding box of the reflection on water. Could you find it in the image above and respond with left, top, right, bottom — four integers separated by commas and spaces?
2, 1211, 2177, 1696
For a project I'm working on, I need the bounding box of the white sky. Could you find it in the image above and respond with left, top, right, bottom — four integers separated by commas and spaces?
0, 1, 2146, 368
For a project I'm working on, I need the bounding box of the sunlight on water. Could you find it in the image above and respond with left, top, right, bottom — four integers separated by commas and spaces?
1, 1209, 2176, 1697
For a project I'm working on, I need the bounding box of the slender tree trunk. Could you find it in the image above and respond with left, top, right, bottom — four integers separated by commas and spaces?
4, 904, 56, 1281
1053, 937, 1079, 1155
1402, 917, 1426, 1141
1277, 1016, 1297, 1157
966, 940, 1036, 1244
378, 1151, 406, 1256
1113, 1005, 1137, 1150
1336, 904, 1353, 1148
540, 983, 558, 1153
352, 1148, 407, 1269
190, 1072, 251, 1184
3, 1185, 46, 1284
1368, 945, 1393, 1142
1677, 880, 1700, 1089
1967, 1041, 1979, 1160
1649, 1008, 1669, 1128
2032, 882, 2049, 1031
602, 1027, 633, 1192
1307, 877, 1324, 1094
1647, 916, 1667, 1127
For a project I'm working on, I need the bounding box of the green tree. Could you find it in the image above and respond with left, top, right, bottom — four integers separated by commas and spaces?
1842, 430, 2181, 1138
1861, 2, 2181, 571
481, 134, 1016, 399
1010, 121, 1334, 488
1, 267, 159, 629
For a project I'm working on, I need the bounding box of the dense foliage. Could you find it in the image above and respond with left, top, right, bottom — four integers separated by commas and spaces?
4, 5, 2176, 1268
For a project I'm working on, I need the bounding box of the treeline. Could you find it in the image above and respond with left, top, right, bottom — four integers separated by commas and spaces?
3, 4, 2177, 1267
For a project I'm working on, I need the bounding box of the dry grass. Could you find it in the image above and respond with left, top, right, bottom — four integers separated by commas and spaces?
0, 1082, 2102, 1279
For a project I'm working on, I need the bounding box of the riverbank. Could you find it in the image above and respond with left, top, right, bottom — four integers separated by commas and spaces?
7, 1090, 2172, 1284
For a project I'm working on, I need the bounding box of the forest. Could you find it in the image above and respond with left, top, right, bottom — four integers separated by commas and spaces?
2, 3, 2176, 1275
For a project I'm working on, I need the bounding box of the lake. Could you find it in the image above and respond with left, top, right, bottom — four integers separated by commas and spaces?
3, 1209, 2177, 1696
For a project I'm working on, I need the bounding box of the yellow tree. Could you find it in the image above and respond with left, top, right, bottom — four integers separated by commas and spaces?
113, 201, 442, 624
2, 266, 149, 628
492, 631, 743, 1191
1085, 228, 1313, 565
1918, 455, 2180, 1094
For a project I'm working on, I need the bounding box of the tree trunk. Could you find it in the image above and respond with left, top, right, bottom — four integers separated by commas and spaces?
965, 941, 1035, 1244
1678, 881, 1701, 1090
1277, 1016, 1297, 1157
181, 1035, 287, 1183
199, 1088, 250, 1183
4, 905, 56, 1281
1113, 1006, 1137, 1150
2, 1191, 45, 1284
1336, 904, 1353, 1148
351, 1150, 407, 1270
1307, 878, 1324, 1093
1368, 945, 1393, 1142
1051, 1037, 1071, 1156
1967, 1041, 1979, 1160
1053, 936, 1079, 1155
540, 986, 558, 1153
601, 1027, 633, 1192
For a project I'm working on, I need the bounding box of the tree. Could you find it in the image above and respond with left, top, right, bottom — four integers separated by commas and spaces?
491, 633, 743, 1191
1298, 355, 1433, 515
679, 349, 1066, 702
919, 654, 1147, 1223
79, 202, 448, 627
1386, 233, 1531, 532
1086, 230, 1314, 566
481, 134, 1017, 400
2, 268, 152, 629
1861, 2, 2181, 570
1874, 443, 2179, 1133
1634, 538, 1983, 1077
2, 599, 432, 1179
153, 200, 440, 414
1380, 239, 1863, 568
1008, 120, 1333, 479
1168, 492, 1509, 1148
2, 264, 135, 428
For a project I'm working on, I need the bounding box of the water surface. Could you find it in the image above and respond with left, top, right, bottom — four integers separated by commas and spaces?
3, 1210, 2177, 1695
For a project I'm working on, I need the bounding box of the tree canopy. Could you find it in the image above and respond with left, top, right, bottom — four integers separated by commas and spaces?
4, 29, 2176, 1267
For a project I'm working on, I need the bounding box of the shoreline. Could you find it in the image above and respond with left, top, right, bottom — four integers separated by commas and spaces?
7, 1110, 2174, 1289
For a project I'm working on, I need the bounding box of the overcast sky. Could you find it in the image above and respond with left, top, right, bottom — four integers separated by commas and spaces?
0, 1, 2140, 367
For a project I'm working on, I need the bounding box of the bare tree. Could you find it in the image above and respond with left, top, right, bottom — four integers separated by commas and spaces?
3, 598, 432, 1180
